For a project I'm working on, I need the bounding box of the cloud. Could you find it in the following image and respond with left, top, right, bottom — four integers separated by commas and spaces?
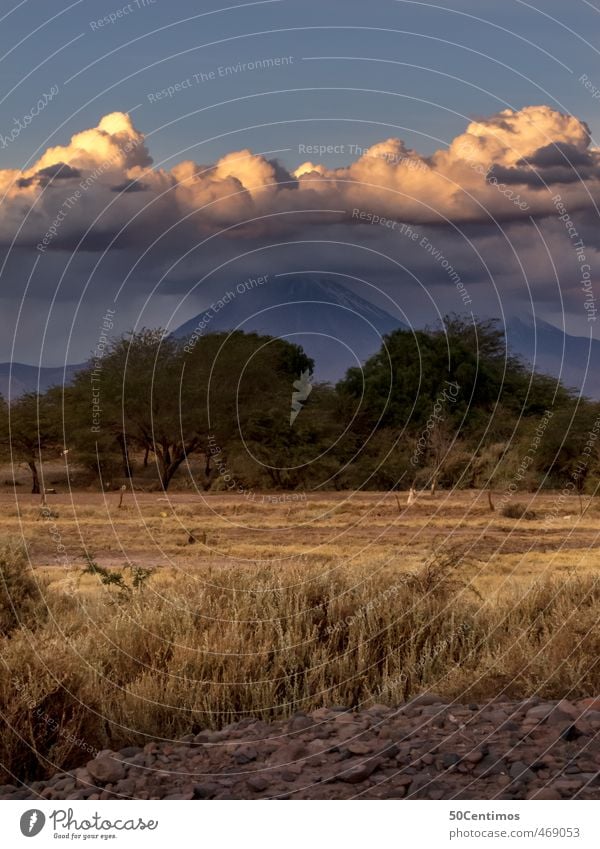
2, 104, 600, 254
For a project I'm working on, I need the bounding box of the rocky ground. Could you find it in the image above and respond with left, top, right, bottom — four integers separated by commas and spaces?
2, 696, 600, 800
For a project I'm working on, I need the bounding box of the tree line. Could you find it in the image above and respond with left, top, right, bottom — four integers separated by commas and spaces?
1, 317, 598, 496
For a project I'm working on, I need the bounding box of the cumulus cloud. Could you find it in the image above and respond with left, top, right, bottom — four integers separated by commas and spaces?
2, 104, 600, 253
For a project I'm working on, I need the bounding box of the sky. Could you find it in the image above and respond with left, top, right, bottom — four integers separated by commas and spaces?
1, 0, 600, 365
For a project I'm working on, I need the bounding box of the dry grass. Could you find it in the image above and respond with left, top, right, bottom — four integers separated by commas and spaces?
1, 541, 600, 782
1, 486, 600, 782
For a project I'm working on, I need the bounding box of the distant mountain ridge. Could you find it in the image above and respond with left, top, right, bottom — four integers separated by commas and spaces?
0, 362, 83, 400
2, 280, 600, 398
172, 275, 406, 382
505, 315, 600, 398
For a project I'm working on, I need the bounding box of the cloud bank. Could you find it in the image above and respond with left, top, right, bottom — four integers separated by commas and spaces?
3, 105, 600, 253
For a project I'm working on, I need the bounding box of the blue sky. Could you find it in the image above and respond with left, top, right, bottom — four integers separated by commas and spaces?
2, 0, 599, 172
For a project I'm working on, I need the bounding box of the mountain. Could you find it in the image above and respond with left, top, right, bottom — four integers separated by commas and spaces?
505, 315, 600, 398
3, 292, 598, 399
0, 362, 83, 400
172, 275, 406, 382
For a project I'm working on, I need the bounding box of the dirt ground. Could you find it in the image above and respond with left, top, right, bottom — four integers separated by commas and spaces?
2, 481, 599, 599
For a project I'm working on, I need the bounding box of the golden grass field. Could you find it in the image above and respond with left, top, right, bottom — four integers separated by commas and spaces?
1, 483, 600, 782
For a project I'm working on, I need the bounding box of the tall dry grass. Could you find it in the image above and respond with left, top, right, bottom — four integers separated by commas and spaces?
1, 542, 600, 782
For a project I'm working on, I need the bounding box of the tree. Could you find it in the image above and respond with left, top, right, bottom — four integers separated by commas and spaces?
0, 393, 60, 493
62, 329, 314, 491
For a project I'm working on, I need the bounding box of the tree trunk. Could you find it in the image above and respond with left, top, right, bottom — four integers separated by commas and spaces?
28, 459, 40, 494
143, 446, 150, 468
161, 458, 185, 490
116, 433, 133, 478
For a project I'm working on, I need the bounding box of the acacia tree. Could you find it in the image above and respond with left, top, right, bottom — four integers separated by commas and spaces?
64, 329, 314, 491
0, 392, 60, 493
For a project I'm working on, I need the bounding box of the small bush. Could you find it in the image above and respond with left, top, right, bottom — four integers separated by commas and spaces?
0, 542, 45, 636
82, 555, 154, 597
501, 503, 536, 520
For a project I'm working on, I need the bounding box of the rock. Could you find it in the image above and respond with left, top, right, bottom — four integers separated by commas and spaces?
4, 697, 599, 800
289, 715, 314, 731
525, 704, 556, 722
475, 755, 506, 777
194, 730, 221, 744
233, 746, 258, 764
556, 700, 579, 719
180, 734, 195, 745
74, 768, 94, 787
86, 756, 126, 785
561, 724, 584, 741
340, 758, 382, 784
527, 787, 562, 800
463, 750, 484, 765
509, 761, 534, 782
115, 778, 137, 795
582, 710, 600, 725
270, 742, 307, 765
192, 783, 219, 799
487, 710, 508, 725
119, 746, 143, 759
420, 705, 447, 718
346, 741, 374, 755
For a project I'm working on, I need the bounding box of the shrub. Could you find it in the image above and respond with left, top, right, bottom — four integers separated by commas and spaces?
0, 541, 45, 637
501, 503, 536, 520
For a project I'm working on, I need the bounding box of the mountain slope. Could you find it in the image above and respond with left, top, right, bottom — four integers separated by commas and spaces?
505, 315, 600, 398
172, 275, 406, 382
0, 362, 83, 400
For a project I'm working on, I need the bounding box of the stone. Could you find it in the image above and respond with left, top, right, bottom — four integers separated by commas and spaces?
192, 783, 219, 799
289, 715, 314, 731
555, 700, 579, 719
509, 761, 534, 782
340, 758, 382, 784
464, 750, 484, 764
561, 724, 584, 741
119, 746, 143, 759
247, 776, 269, 792
346, 741, 374, 755
74, 768, 93, 787
527, 787, 562, 800
86, 756, 126, 785
233, 746, 258, 764
525, 704, 556, 722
